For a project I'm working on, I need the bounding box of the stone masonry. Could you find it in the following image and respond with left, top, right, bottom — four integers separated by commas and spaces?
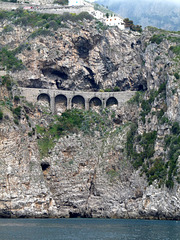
20, 87, 136, 113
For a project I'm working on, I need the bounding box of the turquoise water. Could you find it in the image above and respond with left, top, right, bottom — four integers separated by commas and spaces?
0, 218, 179, 240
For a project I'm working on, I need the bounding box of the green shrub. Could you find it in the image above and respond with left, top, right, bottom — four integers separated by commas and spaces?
174, 72, 180, 79
75, 12, 94, 21
0, 109, 3, 120
1, 75, 13, 90
36, 108, 114, 158
128, 91, 144, 105
0, 10, 93, 32
96, 20, 108, 31
158, 82, 166, 93
127, 129, 159, 184
171, 122, 180, 135
104, 88, 112, 92
123, 18, 142, 33
113, 86, 120, 92
0, 48, 24, 71
163, 121, 180, 188
14, 96, 20, 102
166, 178, 174, 189
53, 0, 68, 5
3, 25, 14, 32
30, 28, 53, 39
147, 158, 167, 185
126, 123, 138, 157
150, 34, 164, 44
157, 109, 164, 120
14, 119, 19, 125
140, 100, 151, 123
13, 106, 21, 119
169, 45, 180, 55
47, 20, 59, 30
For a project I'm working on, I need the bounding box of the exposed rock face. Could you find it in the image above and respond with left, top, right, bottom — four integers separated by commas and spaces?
0, 103, 180, 219
0, 20, 147, 91
0, 13, 180, 219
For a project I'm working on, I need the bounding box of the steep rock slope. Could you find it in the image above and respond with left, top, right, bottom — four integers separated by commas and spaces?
0, 11, 146, 91
0, 10, 180, 219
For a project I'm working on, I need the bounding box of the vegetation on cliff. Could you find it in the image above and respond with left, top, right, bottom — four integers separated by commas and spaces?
36, 108, 116, 158
123, 18, 142, 33
0, 48, 24, 71
126, 78, 180, 188
0, 9, 93, 28
0, 7, 180, 193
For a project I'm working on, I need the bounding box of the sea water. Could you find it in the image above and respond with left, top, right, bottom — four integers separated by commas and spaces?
0, 218, 179, 240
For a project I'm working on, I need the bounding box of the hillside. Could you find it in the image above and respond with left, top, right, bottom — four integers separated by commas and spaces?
0, 9, 180, 219
96, 0, 180, 31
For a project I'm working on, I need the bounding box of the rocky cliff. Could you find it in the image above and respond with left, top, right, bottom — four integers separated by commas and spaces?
0, 9, 180, 219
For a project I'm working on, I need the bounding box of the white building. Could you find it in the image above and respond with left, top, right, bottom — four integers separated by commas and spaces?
89, 10, 104, 20
68, 0, 85, 6
92, 10, 104, 20
104, 16, 125, 30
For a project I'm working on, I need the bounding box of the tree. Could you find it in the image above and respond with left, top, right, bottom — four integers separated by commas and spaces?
123, 18, 142, 33
106, 13, 109, 18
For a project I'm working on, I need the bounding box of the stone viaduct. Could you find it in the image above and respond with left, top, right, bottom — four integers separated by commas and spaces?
20, 87, 136, 113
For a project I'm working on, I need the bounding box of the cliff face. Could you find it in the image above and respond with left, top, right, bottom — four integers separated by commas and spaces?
0, 10, 180, 219
1, 16, 146, 91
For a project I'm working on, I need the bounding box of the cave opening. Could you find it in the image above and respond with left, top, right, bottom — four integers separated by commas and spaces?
137, 83, 147, 91
42, 68, 68, 80
51, 69, 68, 80
41, 162, 50, 171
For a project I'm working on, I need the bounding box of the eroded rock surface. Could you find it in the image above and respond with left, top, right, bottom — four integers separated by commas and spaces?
0, 14, 180, 219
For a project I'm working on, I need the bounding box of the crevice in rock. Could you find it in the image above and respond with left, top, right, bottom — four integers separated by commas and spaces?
26, 79, 43, 88
42, 67, 68, 80
84, 67, 100, 90
55, 79, 62, 89
41, 162, 50, 172
74, 37, 93, 59
51, 69, 68, 80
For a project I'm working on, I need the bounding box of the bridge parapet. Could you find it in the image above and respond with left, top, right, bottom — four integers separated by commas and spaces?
19, 87, 136, 113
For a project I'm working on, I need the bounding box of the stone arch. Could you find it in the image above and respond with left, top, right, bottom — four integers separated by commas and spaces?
106, 97, 118, 108
37, 93, 50, 108
55, 94, 67, 114
72, 95, 85, 109
89, 97, 102, 110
